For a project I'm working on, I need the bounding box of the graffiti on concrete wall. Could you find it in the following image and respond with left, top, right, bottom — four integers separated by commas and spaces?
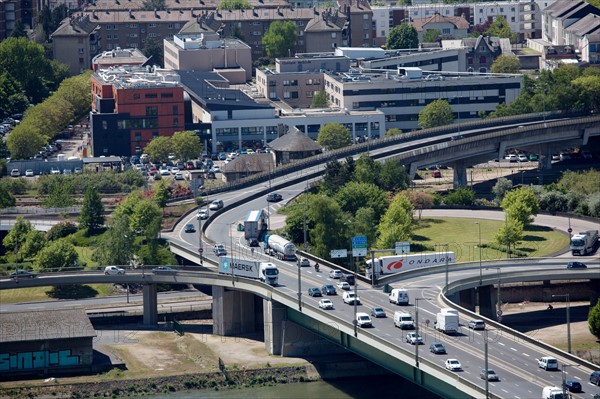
0, 349, 79, 371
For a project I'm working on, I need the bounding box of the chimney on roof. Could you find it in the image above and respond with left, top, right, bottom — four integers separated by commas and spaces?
313, 6, 318, 15
154, 8, 158, 17
128, 9, 132, 17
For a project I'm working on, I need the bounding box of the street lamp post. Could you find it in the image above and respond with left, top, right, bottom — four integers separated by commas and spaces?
475, 222, 482, 285
414, 298, 429, 368
552, 293, 571, 353
561, 363, 578, 398
483, 329, 489, 398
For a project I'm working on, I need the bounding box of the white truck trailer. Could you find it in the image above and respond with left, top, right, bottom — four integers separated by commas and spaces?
218, 258, 279, 286
264, 234, 297, 260
435, 308, 459, 335
365, 252, 455, 279
570, 230, 598, 255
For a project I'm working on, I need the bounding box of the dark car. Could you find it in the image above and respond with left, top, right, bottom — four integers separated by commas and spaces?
266, 193, 283, 202
321, 284, 337, 295
590, 370, 600, 385
308, 287, 322, 297
152, 266, 177, 274
429, 342, 446, 354
370, 307, 386, 318
342, 274, 355, 286
9, 270, 37, 279
567, 261, 587, 269
184, 223, 196, 233
563, 380, 582, 392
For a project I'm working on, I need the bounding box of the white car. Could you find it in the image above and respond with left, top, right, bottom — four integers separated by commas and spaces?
329, 270, 343, 279
337, 281, 351, 290
517, 154, 528, 162
405, 332, 423, 345
25, 169, 34, 177
318, 299, 334, 310
104, 266, 125, 275
445, 359, 462, 371
211, 165, 221, 173
10, 169, 20, 177
504, 154, 517, 162
50, 167, 60, 175
171, 167, 180, 174
209, 200, 224, 210
197, 209, 209, 220
174, 172, 184, 180
160, 168, 171, 176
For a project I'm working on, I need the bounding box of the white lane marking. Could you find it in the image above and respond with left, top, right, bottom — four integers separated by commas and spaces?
522, 353, 530, 357
501, 389, 508, 393
498, 342, 505, 346
510, 347, 518, 352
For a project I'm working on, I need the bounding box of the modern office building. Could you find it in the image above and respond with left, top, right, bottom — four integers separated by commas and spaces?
163, 34, 253, 82
90, 66, 186, 156
323, 67, 523, 131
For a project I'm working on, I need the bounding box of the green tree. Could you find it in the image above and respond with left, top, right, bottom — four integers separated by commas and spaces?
142, 37, 164, 67
218, 0, 252, 10
130, 200, 162, 243
418, 99, 454, 129
334, 182, 388, 223
320, 157, 353, 195
311, 91, 328, 108
491, 55, 521, 74
35, 239, 78, 272
379, 160, 410, 192
154, 179, 171, 215
353, 154, 380, 185
46, 221, 78, 241
494, 218, 524, 254
377, 193, 413, 249
308, 195, 346, 259
10, 20, 27, 38
573, 74, 600, 113
144, 136, 172, 162
21, 230, 46, 259
423, 29, 441, 43
589, 298, 600, 340
0, 185, 16, 208
43, 177, 75, 207
171, 130, 202, 161
54, 72, 92, 118
402, 190, 434, 220
3, 217, 32, 256
80, 185, 105, 232
501, 187, 540, 227
484, 16, 517, 43
6, 127, 46, 160
317, 123, 351, 150
262, 21, 297, 58
353, 207, 377, 250
386, 24, 418, 50
492, 177, 513, 204
445, 188, 476, 205
93, 212, 134, 266
0, 72, 28, 119
385, 128, 403, 136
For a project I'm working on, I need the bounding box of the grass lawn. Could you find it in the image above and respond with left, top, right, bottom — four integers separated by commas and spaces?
411, 217, 570, 262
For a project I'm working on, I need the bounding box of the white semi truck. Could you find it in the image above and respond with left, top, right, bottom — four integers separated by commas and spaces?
365, 252, 455, 279
218, 257, 279, 286
570, 230, 598, 255
264, 234, 297, 261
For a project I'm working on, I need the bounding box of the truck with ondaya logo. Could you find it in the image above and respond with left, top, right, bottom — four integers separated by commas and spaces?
365, 252, 455, 279
218, 257, 279, 286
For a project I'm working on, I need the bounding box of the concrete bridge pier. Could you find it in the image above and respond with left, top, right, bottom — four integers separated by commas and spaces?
591, 279, 600, 307
263, 299, 286, 356
477, 285, 495, 319
458, 288, 476, 311
539, 144, 554, 170
451, 160, 467, 187
143, 284, 158, 326
212, 286, 257, 335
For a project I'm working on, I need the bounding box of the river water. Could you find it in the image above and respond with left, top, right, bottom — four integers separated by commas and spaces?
136, 375, 441, 399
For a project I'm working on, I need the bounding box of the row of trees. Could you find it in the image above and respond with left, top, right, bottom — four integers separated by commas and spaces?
143, 130, 203, 162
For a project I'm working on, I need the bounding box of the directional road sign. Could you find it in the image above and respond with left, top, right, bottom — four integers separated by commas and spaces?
330, 249, 348, 258
352, 235, 367, 257
395, 241, 410, 255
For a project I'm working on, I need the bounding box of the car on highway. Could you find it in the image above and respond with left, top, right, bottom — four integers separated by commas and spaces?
104, 266, 125, 275
184, 223, 196, 233
318, 299, 334, 310
562, 380, 581, 393
370, 307, 386, 318
337, 281, 351, 291
342, 291, 360, 305
342, 273, 355, 285
480, 369, 499, 381
429, 342, 446, 354
213, 244, 227, 256
152, 266, 177, 274
566, 261, 587, 269
266, 193, 283, 202
537, 356, 559, 371
450, 134, 463, 141
297, 257, 310, 267
307, 287, 322, 297
445, 359, 462, 371
25, 169, 34, 177
356, 312, 372, 328
209, 200, 224, 210
405, 332, 423, 345
321, 284, 336, 295
329, 270, 343, 279
468, 319, 485, 330
590, 370, 600, 385
197, 209, 210, 220
9, 270, 37, 279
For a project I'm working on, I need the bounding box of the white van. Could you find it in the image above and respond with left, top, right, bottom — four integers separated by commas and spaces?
356, 312, 372, 328
541, 386, 567, 399
393, 311, 415, 329
342, 291, 360, 305
389, 288, 409, 305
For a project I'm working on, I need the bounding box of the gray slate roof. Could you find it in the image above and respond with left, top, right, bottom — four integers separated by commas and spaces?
0, 309, 96, 343
268, 127, 322, 152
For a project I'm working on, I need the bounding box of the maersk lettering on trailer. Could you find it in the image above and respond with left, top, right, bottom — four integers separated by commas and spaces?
219, 257, 260, 279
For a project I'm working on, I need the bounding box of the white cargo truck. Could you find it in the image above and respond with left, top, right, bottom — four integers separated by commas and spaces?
435, 308, 459, 335
389, 288, 410, 305
218, 258, 279, 286
570, 230, 598, 255
541, 386, 568, 399
365, 252, 455, 279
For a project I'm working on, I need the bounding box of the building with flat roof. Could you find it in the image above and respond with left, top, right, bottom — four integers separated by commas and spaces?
90, 66, 186, 156
164, 34, 253, 82
92, 47, 148, 72
324, 67, 522, 131
0, 309, 96, 379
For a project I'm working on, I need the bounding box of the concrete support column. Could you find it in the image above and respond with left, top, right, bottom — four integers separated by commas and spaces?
539, 143, 553, 170
237, 127, 242, 152
477, 285, 494, 319
452, 160, 467, 188
212, 286, 256, 336
142, 284, 158, 326
458, 288, 476, 311
351, 122, 356, 144
263, 299, 286, 355
591, 279, 600, 307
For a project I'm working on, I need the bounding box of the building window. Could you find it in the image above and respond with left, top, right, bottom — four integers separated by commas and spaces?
442, 28, 450, 35
363, 14, 368, 19
149, 23, 158, 28
283, 80, 298, 86
146, 106, 158, 116
134, 93, 140, 100
331, 32, 336, 38
145, 93, 158, 99
152, 132, 159, 139
173, 118, 178, 127
161, 92, 173, 98
467, 57, 473, 65
479, 56, 487, 64
283, 91, 298, 99
135, 132, 142, 141
79, 57, 84, 64
102, 121, 108, 130
364, 33, 369, 39
78, 38, 84, 44
363, 23, 369, 29
172, 105, 178, 115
